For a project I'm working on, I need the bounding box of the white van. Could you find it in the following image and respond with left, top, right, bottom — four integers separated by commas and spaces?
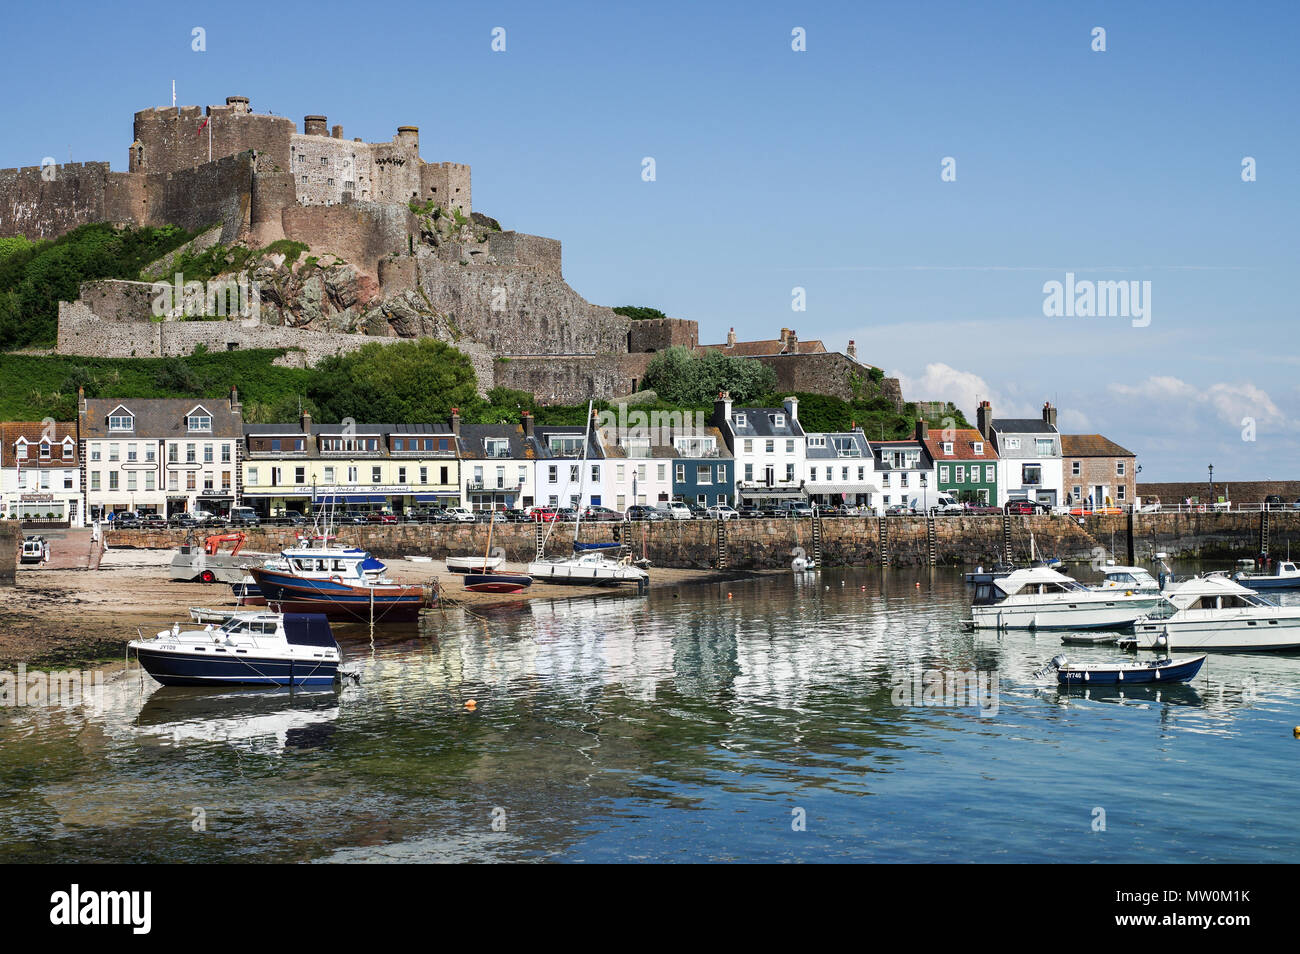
909, 493, 963, 515
664, 501, 693, 520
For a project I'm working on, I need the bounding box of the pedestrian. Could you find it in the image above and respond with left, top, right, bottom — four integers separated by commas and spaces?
42, 539, 50, 565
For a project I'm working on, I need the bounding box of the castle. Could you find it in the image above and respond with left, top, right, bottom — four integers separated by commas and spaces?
1, 95, 900, 407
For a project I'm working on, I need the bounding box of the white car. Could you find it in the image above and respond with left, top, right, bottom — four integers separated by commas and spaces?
707, 505, 739, 520
663, 502, 693, 520
444, 508, 477, 523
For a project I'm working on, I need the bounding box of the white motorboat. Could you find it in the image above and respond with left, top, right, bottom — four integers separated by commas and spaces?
971, 567, 1168, 631
1233, 559, 1300, 591
1121, 574, 1300, 651
1090, 565, 1162, 594
128, 612, 342, 686
528, 550, 648, 586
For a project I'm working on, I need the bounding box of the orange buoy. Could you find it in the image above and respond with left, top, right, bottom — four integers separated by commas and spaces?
465, 700, 477, 711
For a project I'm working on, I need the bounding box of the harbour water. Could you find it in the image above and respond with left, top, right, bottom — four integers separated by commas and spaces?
1, 564, 1297, 863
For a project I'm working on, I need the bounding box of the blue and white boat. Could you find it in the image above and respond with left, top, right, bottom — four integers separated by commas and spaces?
1044, 652, 1206, 686
128, 612, 341, 687
249, 544, 432, 622
1234, 559, 1300, 591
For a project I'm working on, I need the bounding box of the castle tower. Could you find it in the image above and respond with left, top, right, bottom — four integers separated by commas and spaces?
396, 126, 419, 150
304, 115, 328, 137
226, 95, 251, 115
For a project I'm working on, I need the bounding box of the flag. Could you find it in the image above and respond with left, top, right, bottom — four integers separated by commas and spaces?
197, 117, 209, 135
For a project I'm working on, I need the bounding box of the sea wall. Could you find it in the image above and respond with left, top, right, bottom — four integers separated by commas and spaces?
104, 512, 1300, 571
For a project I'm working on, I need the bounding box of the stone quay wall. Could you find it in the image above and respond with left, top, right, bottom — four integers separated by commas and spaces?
104, 512, 1300, 572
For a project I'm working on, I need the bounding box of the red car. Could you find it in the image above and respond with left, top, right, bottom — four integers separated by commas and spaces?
366, 512, 398, 524
1005, 500, 1047, 515
531, 506, 559, 522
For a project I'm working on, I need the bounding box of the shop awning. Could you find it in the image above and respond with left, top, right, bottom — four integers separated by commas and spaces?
738, 486, 807, 499
806, 483, 880, 494
413, 494, 458, 502
315, 494, 388, 504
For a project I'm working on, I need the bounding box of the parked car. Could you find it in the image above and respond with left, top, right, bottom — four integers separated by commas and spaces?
707, 504, 739, 520
963, 504, 1002, 515
885, 504, 909, 517
336, 510, 368, 525
501, 509, 531, 523
583, 506, 621, 522
140, 514, 168, 530
366, 512, 398, 525
910, 493, 962, 516
168, 513, 199, 529
783, 502, 815, 518
555, 507, 580, 522
113, 512, 141, 529
531, 506, 559, 522
441, 507, 477, 523
229, 506, 262, 527
1005, 500, 1049, 515
1265, 494, 1285, 511
686, 503, 709, 519
736, 506, 764, 519
661, 501, 692, 520
625, 505, 662, 522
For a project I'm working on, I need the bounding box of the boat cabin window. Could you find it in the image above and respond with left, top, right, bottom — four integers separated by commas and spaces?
1189, 595, 1260, 610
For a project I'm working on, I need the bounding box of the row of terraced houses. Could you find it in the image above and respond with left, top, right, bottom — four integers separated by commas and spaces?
0, 389, 1137, 524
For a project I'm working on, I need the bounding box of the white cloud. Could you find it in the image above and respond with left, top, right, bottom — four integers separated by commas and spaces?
890, 362, 1035, 420
1109, 376, 1288, 429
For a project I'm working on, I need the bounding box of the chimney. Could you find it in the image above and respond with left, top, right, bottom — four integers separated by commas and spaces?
451, 407, 461, 438
331, 124, 343, 139
1042, 401, 1057, 428
787, 329, 799, 355
304, 115, 327, 137
976, 400, 993, 440
783, 396, 799, 421
915, 419, 929, 441
847, 339, 858, 362
726, 327, 736, 348
300, 409, 312, 434
522, 411, 534, 439
779, 327, 790, 350
713, 390, 733, 429
229, 385, 241, 412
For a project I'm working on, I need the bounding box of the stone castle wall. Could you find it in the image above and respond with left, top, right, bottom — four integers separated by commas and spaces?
1136, 481, 1300, 506
0, 162, 114, 239
279, 202, 415, 276
627, 317, 699, 352
132, 104, 295, 175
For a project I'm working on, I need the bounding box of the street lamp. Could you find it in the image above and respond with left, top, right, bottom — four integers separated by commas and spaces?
1208, 464, 1214, 500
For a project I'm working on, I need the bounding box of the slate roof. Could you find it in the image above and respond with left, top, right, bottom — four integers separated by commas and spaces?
728, 408, 806, 438
1061, 434, 1135, 458
533, 425, 604, 459
458, 423, 533, 460
804, 431, 871, 460
81, 397, 241, 439
991, 418, 1058, 434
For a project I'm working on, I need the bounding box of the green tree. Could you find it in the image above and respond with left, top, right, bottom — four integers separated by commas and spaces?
310, 339, 479, 424
642, 346, 776, 405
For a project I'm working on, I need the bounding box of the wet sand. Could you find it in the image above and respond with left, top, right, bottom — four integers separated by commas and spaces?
0, 547, 757, 667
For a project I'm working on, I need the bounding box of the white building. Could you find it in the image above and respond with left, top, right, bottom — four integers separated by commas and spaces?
532, 422, 606, 509
78, 389, 244, 520
712, 393, 807, 507
1, 423, 82, 525
979, 401, 1066, 508
456, 417, 536, 511
803, 429, 878, 510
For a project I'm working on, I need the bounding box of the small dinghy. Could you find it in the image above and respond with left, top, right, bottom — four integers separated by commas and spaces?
1038, 652, 1206, 686
463, 571, 533, 594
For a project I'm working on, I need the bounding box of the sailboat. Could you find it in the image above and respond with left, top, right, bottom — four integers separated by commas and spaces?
527, 402, 649, 588
463, 512, 532, 593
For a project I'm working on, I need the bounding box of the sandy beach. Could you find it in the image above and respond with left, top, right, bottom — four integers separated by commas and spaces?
0, 545, 755, 667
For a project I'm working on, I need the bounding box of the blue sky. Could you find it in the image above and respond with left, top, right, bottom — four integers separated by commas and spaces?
2, 0, 1296, 481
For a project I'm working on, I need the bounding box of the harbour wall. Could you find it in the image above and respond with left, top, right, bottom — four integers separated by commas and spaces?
103, 511, 1300, 571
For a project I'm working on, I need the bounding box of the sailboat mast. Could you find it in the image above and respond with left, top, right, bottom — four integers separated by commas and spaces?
573, 399, 594, 545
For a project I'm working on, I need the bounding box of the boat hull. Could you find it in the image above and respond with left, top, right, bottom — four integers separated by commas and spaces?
1127, 616, 1300, 651
250, 569, 430, 622
972, 595, 1167, 630
1233, 575, 1300, 590
1057, 655, 1205, 685
134, 646, 338, 687
527, 561, 647, 586
463, 572, 532, 593
447, 556, 503, 574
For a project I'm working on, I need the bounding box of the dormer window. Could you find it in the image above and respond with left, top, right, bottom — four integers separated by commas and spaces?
808, 436, 826, 448
485, 438, 510, 458
14, 440, 27, 460
772, 414, 785, 427
108, 408, 134, 431
735, 413, 747, 428
942, 442, 954, 455
973, 442, 984, 455
186, 406, 214, 432
39, 442, 50, 459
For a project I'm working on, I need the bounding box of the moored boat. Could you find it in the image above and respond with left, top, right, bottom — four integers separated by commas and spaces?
1233, 559, 1300, 590
1042, 652, 1206, 685
463, 571, 533, 593
1120, 574, 1300, 651
446, 554, 504, 573
249, 544, 434, 622
971, 567, 1168, 630
128, 612, 341, 687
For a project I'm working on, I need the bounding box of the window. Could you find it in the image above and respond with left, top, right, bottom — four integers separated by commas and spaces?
39, 442, 50, 459
1072, 485, 1082, 501
1072, 461, 1081, 476
1005, 438, 1021, 451
1023, 464, 1042, 485
109, 445, 119, 462
786, 463, 795, 482
187, 414, 212, 432
696, 464, 712, 484
717, 465, 726, 483
64, 474, 74, 490
744, 463, 753, 482
772, 414, 785, 427
973, 442, 984, 455
786, 439, 795, 454
765, 440, 774, 454
168, 473, 178, 492
249, 467, 259, 486
547, 465, 557, 483
985, 465, 995, 483
186, 444, 196, 463
675, 463, 685, 482
939, 465, 949, 482
743, 439, 753, 454
347, 466, 358, 482
397, 467, 406, 484
90, 447, 101, 462
126, 472, 136, 492
323, 466, 334, 483
222, 445, 231, 463
372, 467, 382, 483
942, 442, 953, 455
221, 472, 231, 490
735, 413, 747, 428
145, 446, 156, 462
955, 465, 965, 483
808, 436, 826, 448
295, 467, 306, 484
419, 467, 427, 484
168, 445, 178, 463
90, 473, 101, 491
569, 465, 580, 483
591, 465, 600, 483
320, 156, 328, 166
1117, 461, 1126, 476
1117, 485, 1126, 500
203, 473, 213, 491
109, 473, 119, 491
108, 412, 133, 431
204, 444, 214, 463
616, 465, 625, 482
1036, 438, 1054, 455
485, 439, 509, 458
